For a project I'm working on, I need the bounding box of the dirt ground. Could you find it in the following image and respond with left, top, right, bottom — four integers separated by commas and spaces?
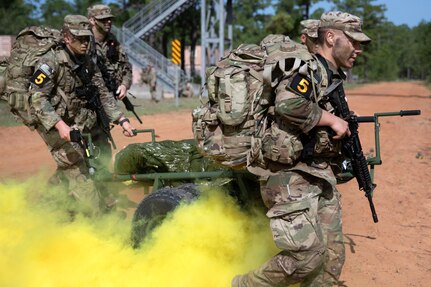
0, 81, 430, 286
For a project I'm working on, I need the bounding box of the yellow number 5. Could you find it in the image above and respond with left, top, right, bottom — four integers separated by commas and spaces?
35, 73, 46, 85
297, 78, 309, 93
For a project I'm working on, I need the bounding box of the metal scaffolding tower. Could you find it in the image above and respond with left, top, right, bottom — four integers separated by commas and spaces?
200, 0, 233, 88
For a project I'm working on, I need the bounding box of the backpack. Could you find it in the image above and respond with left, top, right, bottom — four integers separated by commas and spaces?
192, 34, 324, 174
1, 26, 61, 127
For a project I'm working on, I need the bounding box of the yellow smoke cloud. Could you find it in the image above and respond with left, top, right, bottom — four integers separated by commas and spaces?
0, 179, 278, 287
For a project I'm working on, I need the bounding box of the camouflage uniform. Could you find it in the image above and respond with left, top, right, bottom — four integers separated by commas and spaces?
29, 15, 124, 216
88, 4, 132, 93
233, 12, 371, 287
300, 19, 319, 39
87, 4, 133, 173
144, 65, 157, 102
300, 19, 319, 53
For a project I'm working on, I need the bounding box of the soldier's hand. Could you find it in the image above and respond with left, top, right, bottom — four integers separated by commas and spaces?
119, 117, 135, 137
318, 110, 351, 140
330, 118, 350, 140
55, 120, 72, 141
116, 85, 127, 100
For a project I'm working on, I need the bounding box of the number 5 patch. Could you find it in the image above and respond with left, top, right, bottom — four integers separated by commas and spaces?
289, 73, 312, 98
30, 69, 50, 88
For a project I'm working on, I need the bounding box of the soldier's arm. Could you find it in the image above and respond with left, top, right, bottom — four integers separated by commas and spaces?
29, 55, 63, 132
118, 45, 133, 90
116, 45, 132, 100
93, 65, 123, 121
274, 78, 322, 133
93, 66, 134, 136
317, 110, 350, 139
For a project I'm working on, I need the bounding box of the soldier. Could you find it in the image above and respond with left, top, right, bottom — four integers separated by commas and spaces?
87, 4, 134, 170
87, 4, 132, 101
28, 15, 135, 217
300, 19, 320, 53
140, 64, 158, 102
232, 11, 371, 286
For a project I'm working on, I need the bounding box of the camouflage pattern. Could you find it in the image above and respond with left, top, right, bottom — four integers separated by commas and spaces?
233, 171, 345, 286
300, 19, 320, 38
87, 4, 114, 20
3, 26, 61, 126
36, 125, 100, 216
302, 186, 345, 287
193, 35, 315, 170
232, 173, 344, 287
29, 16, 125, 215
140, 65, 157, 101
63, 15, 93, 37
320, 11, 371, 44
94, 32, 133, 90
231, 34, 347, 286
29, 48, 123, 131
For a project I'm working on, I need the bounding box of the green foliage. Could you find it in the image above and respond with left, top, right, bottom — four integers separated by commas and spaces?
266, 13, 294, 35
232, 0, 273, 46
40, 0, 74, 30
0, 0, 40, 34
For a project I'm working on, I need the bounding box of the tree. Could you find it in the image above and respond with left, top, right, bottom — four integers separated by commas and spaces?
329, 0, 387, 81
231, 0, 272, 46
39, 0, 74, 30
0, 0, 40, 34
412, 21, 431, 81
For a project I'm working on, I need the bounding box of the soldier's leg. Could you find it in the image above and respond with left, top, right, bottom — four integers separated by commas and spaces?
37, 126, 101, 217
90, 127, 112, 173
301, 185, 345, 287
89, 126, 120, 212
232, 172, 327, 287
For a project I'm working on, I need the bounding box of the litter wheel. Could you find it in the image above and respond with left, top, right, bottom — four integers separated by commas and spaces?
130, 183, 199, 248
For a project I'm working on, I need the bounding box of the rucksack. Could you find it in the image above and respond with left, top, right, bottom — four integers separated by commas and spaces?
192, 34, 324, 174
1, 25, 61, 127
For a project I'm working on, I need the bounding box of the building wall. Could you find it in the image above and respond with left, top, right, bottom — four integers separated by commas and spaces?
0, 36, 14, 58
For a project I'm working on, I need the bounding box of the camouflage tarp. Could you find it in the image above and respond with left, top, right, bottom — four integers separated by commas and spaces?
114, 139, 226, 174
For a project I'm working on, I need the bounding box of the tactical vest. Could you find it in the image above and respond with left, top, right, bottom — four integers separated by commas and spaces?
51, 48, 98, 130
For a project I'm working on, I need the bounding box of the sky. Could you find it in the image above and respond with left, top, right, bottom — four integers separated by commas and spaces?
312, 0, 431, 27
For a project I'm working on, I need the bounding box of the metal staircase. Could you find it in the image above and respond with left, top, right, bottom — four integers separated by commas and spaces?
113, 26, 184, 93
124, 0, 195, 39
115, 0, 195, 100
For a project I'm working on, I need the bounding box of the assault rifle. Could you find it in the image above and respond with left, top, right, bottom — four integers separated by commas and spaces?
70, 129, 96, 176
75, 85, 117, 150
328, 80, 420, 223
96, 54, 143, 124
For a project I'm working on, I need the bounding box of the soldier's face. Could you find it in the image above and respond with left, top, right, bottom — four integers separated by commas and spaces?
65, 33, 90, 55
331, 30, 362, 69
95, 18, 112, 33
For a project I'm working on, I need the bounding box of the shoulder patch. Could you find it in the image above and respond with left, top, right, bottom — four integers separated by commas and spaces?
289, 73, 312, 98
30, 65, 53, 88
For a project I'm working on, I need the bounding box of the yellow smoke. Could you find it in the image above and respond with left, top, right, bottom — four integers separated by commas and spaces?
0, 179, 278, 287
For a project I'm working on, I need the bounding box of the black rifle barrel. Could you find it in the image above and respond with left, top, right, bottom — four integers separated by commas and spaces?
356, 110, 421, 123
329, 80, 379, 223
